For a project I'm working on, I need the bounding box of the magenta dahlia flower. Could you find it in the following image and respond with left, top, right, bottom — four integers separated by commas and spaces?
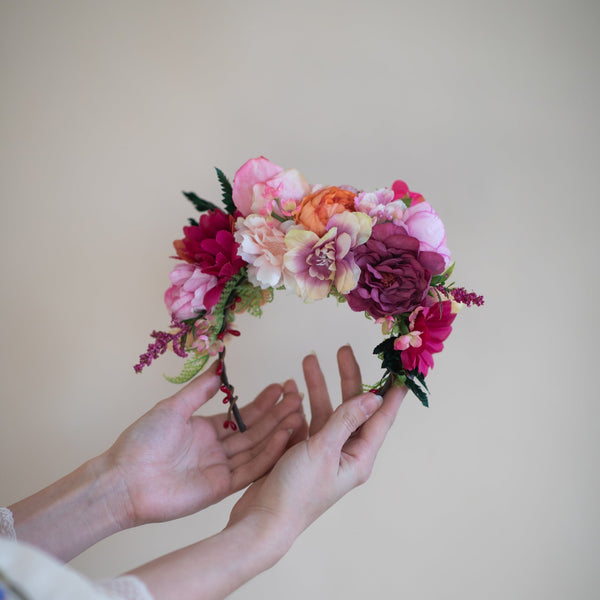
400, 300, 457, 376
173, 208, 246, 310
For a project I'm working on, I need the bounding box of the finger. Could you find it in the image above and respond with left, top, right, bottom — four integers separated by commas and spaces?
212, 383, 284, 441
171, 361, 222, 419
337, 345, 363, 403
238, 383, 284, 428
312, 392, 383, 453
229, 413, 305, 489
353, 384, 406, 458
302, 353, 332, 435
228, 410, 304, 471
222, 387, 303, 455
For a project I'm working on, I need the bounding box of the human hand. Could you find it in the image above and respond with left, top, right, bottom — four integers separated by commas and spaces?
228, 345, 406, 544
103, 361, 306, 528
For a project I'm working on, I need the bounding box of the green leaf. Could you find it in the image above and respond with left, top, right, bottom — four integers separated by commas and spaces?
188, 217, 199, 227
444, 262, 455, 281
431, 262, 456, 287
405, 376, 429, 407
373, 337, 394, 356
215, 168, 235, 214
182, 191, 218, 213
414, 370, 429, 391
164, 353, 209, 384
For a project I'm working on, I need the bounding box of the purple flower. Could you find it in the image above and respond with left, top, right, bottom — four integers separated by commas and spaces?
283, 212, 372, 301
346, 223, 444, 318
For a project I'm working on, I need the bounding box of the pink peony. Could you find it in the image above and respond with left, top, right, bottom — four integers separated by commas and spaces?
232, 157, 310, 217
233, 214, 292, 288
400, 300, 457, 376
164, 263, 218, 320
173, 208, 246, 311
283, 212, 371, 301
399, 201, 451, 268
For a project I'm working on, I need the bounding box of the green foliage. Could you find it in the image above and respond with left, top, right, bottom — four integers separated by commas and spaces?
235, 280, 274, 317
211, 271, 246, 335
328, 288, 348, 304
215, 168, 236, 214
182, 191, 218, 214
164, 352, 209, 384
188, 217, 199, 227
430, 262, 455, 287
372, 336, 430, 406
404, 375, 429, 407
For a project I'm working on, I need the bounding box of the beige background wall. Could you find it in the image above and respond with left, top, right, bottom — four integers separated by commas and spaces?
1, 1, 598, 598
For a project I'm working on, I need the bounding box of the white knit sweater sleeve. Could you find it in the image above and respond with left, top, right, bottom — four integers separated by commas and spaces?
95, 577, 154, 600
0, 507, 153, 600
0, 506, 16, 540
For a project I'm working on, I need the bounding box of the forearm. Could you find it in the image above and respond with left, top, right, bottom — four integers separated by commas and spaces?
8, 452, 132, 562
129, 513, 295, 600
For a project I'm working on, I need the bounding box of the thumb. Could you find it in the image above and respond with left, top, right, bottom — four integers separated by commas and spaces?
315, 392, 383, 451
172, 360, 222, 418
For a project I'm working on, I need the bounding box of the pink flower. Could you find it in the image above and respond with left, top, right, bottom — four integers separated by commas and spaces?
283, 211, 371, 301
173, 208, 245, 311
393, 330, 423, 351
392, 180, 425, 204
233, 215, 293, 288
164, 263, 218, 320
189, 315, 226, 356
345, 222, 443, 319
400, 301, 457, 376
354, 187, 406, 224
232, 157, 310, 217
399, 201, 451, 268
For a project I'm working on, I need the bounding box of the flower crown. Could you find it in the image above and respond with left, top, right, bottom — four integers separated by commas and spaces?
135, 157, 483, 431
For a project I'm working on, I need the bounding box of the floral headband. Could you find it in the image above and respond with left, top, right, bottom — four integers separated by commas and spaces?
135, 157, 483, 431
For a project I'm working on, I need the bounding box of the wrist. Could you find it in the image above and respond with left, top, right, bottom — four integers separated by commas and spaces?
226, 510, 298, 567
131, 511, 299, 600
87, 451, 137, 531
9, 453, 133, 561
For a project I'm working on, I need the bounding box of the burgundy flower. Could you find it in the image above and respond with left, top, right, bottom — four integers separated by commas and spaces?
346, 222, 444, 319
400, 300, 457, 376
173, 209, 246, 310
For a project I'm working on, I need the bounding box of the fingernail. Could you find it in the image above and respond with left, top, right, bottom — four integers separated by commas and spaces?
359, 393, 383, 417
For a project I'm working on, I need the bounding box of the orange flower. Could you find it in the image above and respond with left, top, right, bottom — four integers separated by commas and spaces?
294, 186, 356, 236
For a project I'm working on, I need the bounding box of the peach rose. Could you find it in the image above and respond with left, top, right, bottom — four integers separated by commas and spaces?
294, 186, 356, 236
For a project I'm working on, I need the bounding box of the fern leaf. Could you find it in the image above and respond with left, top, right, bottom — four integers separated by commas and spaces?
215, 168, 235, 214
182, 191, 218, 213
164, 353, 209, 384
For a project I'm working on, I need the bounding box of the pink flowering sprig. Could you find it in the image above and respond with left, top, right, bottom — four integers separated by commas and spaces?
440, 285, 485, 307
134, 317, 191, 374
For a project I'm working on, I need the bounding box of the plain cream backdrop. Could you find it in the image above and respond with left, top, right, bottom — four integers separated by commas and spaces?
1, 1, 598, 598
